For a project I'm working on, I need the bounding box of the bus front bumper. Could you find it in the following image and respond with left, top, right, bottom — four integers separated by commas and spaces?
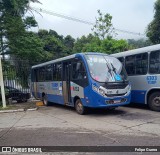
83, 92, 131, 108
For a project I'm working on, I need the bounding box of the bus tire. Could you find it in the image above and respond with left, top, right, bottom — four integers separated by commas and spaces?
148, 92, 160, 112
75, 99, 87, 115
42, 95, 49, 106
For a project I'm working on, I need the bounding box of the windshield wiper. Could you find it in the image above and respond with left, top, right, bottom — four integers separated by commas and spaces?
103, 56, 115, 82
111, 62, 126, 82
106, 63, 114, 81
111, 63, 117, 74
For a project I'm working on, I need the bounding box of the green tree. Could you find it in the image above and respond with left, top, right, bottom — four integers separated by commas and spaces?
44, 35, 64, 58
49, 29, 63, 41
82, 37, 102, 52
24, 16, 38, 29
0, 0, 40, 57
0, 0, 41, 87
73, 34, 95, 52
127, 39, 152, 49
38, 29, 65, 59
38, 29, 49, 39
147, 0, 160, 44
101, 38, 128, 54
10, 32, 46, 65
63, 35, 75, 55
92, 10, 114, 40
74, 33, 129, 54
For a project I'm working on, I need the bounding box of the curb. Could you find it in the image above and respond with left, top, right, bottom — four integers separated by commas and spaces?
0, 109, 24, 113
0, 107, 38, 113
26, 107, 38, 111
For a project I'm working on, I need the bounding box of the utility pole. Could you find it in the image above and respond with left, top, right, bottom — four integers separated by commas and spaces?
0, 55, 6, 108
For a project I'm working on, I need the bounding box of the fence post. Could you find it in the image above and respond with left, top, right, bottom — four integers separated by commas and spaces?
0, 55, 6, 108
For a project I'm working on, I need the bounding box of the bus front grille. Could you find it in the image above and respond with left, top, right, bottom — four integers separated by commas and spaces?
105, 93, 126, 97
105, 82, 128, 89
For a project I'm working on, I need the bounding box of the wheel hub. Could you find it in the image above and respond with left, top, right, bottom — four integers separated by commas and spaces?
153, 97, 160, 107
77, 102, 83, 112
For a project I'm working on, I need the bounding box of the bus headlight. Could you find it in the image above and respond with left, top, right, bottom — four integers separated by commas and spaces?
128, 84, 131, 92
124, 84, 131, 96
98, 88, 105, 96
92, 85, 105, 96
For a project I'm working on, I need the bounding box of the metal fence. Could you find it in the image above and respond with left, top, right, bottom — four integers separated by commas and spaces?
1, 58, 31, 102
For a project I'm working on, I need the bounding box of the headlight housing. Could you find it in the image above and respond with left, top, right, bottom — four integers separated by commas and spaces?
92, 85, 105, 96
98, 88, 105, 96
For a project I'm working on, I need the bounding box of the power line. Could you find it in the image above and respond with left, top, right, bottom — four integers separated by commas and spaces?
31, 7, 146, 37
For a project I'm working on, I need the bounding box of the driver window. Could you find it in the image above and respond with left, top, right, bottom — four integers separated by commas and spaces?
72, 61, 86, 80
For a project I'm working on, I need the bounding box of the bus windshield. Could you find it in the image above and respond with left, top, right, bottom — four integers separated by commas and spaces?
85, 54, 128, 83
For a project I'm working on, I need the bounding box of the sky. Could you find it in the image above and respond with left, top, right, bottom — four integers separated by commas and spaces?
30, 0, 156, 40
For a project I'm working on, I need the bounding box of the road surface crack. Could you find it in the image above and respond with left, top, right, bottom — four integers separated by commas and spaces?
0, 112, 26, 140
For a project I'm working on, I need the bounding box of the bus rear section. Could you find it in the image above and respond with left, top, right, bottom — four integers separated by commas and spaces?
31, 53, 131, 114
112, 44, 160, 111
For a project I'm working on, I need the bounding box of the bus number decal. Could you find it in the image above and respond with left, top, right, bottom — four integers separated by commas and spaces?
71, 86, 79, 91
146, 76, 157, 84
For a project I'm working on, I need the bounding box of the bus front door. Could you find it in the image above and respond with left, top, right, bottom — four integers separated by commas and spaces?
63, 62, 71, 105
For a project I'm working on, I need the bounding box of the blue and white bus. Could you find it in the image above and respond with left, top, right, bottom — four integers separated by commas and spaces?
31, 53, 131, 114
112, 44, 160, 111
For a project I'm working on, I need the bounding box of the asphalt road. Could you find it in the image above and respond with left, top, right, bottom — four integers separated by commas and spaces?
0, 104, 160, 154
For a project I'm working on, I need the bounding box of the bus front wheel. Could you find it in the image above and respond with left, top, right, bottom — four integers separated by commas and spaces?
75, 99, 87, 115
42, 95, 49, 106
148, 92, 160, 112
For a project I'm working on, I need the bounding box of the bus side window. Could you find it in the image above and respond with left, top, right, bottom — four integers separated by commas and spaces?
135, 53, 148, 75
46, 65, 53, 81
118, 57, 125, 66
52, 63, 62, 81
38, 67, 46, 82
53, 64, 57, 81
149, 50, 160, 74
35, 69, 39, 82
31, 69, 38, 82
72, 62, 86, 80
125, 55, 136, 75
57, 63, 62, 81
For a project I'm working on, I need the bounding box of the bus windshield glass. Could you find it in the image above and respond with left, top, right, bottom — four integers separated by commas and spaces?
85, 54, 128, 83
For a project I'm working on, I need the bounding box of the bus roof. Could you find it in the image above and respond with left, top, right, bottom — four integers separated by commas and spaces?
111, 44, 160, 58
32, 52, 109, 69
32, 54, 76, 69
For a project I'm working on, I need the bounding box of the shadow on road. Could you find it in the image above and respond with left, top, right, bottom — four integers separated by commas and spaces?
48, 102, 127, 116
124, 102, 149, 110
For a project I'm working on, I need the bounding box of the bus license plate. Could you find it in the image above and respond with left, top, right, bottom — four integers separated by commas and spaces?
114, 100, 121, 104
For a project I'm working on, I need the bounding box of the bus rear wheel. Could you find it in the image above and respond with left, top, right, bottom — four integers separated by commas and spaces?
75, 99, 87, 115
148, 92, 160, 112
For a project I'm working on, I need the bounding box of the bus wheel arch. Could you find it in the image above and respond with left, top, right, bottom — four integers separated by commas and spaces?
73, 96, 80, 105
74, 96, 87, 115
146, 89, 160, 111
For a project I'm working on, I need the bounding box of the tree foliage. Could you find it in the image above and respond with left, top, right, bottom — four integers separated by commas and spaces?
0, 2, 137, 65
147, 0, 160, 44
73, 34, 129, 54
73, 34, 96, 52
1, 1, 149, 87
127, 39, 152, 49
92, 10, 114, 40
63, 35, 75, 55
0, 0, 39, 57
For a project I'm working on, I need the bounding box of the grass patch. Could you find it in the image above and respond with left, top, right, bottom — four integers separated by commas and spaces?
0, 106, 11, 110
0, 101, 37, 111
0, 104, 16, 111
